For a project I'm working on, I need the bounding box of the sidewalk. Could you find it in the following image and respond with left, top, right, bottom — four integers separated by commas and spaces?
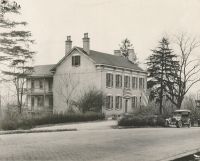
33, 120, 117, 131
0, 120, 117, 135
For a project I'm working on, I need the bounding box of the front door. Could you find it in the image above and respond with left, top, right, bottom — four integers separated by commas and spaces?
125, 99, 128, 113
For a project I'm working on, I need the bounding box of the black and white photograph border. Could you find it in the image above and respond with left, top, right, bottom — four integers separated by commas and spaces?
0, 0, 200, 161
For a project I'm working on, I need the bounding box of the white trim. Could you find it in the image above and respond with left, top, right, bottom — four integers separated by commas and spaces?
96, 64, 147, 74
106, 93, 113, 96
106, 71, 113, 74
116, 94, 122, 96
124, 73, 131, 76
72, 53, 80, 56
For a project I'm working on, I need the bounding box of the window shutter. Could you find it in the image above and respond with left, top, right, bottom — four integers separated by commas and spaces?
77, 56, 80, 65
136, 97, 138, 108
111, 74, 113, 87
120, 97, 122, 109
128, 76, 130, 88
72, 56, 74, 66
120, 75, 122, 87
106, 96, 109, 109
106, 74, 109, 87
115, 96, 118, 109
124, 76, 126, 88
111, 96, 113, 109
136, 78, 138, 89
115, 75, 117, 87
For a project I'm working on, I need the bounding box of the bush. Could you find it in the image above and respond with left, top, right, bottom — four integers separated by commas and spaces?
118, 115, 165, 127
0, 112, 35, 130
1, 119, 18, 130
0, 112, 105, 131
77, 88, 105, 113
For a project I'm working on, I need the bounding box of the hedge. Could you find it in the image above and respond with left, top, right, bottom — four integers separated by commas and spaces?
118, 115, 166, 127
0, 112, 105, 131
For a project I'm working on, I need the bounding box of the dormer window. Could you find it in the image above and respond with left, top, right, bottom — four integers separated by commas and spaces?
72, 55, 80, 66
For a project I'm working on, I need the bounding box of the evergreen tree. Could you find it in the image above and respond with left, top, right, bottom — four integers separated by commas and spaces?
119, 38, 138, 64
0, 0, 35, 113
147, 37, 179, 114
120, 38, 133, 58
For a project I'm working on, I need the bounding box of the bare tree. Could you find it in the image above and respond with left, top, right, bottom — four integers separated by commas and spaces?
55, 73, 79, 112
0, 0, 35, 113
166, 33, 200, 109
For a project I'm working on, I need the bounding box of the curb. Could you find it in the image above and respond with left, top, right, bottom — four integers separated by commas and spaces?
35, 120, 107, 129
0, 128, 77, 135
158, 148, 200, 161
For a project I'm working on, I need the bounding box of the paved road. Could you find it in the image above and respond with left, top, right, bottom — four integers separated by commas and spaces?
1, 122, 200, 161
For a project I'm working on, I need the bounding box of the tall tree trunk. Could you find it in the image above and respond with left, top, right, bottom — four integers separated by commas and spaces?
159, 53, 164, 115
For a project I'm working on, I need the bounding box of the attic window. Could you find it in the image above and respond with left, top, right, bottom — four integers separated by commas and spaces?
72, 55, 80, 66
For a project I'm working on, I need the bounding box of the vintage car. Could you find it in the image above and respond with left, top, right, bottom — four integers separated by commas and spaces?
165, 109, 191, 128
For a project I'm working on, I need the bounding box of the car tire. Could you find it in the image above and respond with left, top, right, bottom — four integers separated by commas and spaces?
188, 121, 191, 128
165, 121, 169, 127
176, 121, 182, 128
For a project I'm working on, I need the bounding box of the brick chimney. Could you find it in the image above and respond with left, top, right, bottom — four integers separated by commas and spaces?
114, 50, 121, 56
82, 33, 90, 54
128, 49, 137, 63
65, 35, 72, 55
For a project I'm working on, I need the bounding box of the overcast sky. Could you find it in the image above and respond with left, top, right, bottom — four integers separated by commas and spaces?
15, 0, 200, 66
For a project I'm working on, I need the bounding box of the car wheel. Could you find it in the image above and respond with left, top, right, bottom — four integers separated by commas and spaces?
165, 121, 169, 127
188, 121, 191, 128
176, 121, 182, 128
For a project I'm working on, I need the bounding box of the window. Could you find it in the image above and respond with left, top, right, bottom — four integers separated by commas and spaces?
31, 80, 34, 89
106, 73, 113, 88
48, 79, 53, 91
115, 96, 122, 110
115, 74, 122, 88
72, 55, 80, 66
132, 96, 137, 108
37, 96, 44, 107
132, 77, 138, 89
124, 76, 130, 89
31, 96, 34, 107
106, 96, 113, 109
39, 80, 43, 89
139, 78, 145, 89
49, 95, 53, 108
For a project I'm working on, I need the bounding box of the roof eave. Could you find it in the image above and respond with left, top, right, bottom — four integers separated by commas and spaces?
95, 63, 147, 74
27, 75, 53, 78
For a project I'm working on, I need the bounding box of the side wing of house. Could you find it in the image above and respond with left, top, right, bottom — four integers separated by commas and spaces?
99, 66, 147, 116
25, 64, 55, 114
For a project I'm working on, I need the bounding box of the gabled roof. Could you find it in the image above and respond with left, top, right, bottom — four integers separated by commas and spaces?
28, 64, 55, 77
51, 46, 145, 72
77, 47, 144, 72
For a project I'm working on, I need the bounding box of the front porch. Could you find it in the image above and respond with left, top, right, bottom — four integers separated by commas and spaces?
26, 95, 53, 114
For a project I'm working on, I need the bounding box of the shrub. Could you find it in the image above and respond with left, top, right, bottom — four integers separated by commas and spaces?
0, 112, 105, 131
77, 88, 105, 113
118, 115, 165, 127
1, 119, 18, 130
0, 113, 34, 130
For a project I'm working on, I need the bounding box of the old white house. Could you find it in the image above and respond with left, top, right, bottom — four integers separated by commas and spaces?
26, 33, 148, 116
